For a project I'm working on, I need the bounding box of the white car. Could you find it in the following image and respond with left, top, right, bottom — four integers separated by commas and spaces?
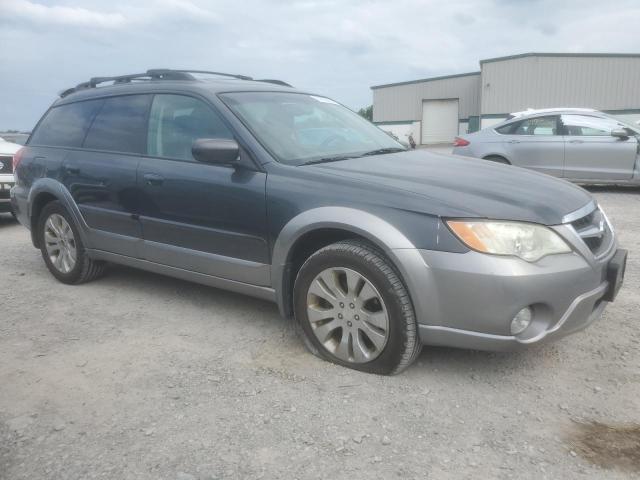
0, 137, 22, 215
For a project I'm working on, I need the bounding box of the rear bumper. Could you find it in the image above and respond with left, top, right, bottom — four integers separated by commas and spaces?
0, 174, 14, 213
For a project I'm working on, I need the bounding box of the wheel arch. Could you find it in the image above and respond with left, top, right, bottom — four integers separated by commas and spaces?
28, 179, 89, 249
271, 207, 416, 319
482, 154, 512, 165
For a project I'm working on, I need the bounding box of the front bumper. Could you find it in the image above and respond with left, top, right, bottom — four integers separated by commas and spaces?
391, 223, 622, 351
0, 174, 14, 213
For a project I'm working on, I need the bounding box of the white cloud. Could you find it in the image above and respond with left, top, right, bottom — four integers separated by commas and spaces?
0, 0, 127, 28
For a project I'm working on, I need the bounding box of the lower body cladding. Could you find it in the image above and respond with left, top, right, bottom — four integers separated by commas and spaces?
393, 245, 626, 351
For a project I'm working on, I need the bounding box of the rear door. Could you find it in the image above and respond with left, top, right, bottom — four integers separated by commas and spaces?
561, 114, 638, 180
63, 94, 151, 257
137, 93, 270, 285
498, 115, 564, 177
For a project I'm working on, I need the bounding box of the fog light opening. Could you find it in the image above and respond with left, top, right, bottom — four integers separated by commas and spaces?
511, 307, 533, 335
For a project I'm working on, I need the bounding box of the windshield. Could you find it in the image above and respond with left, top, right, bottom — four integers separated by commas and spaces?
220, 92, 404, 165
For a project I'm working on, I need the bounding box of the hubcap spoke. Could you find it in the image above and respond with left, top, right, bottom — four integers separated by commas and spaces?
334, 330, 352, 360
307, 304, 336, 324
313, 318, 342, 344
357, 282, 378, 302
306, 267, 389, 364
358, 322, 387, 351
352, 332, 371, 362
344, 269, 362, 297
362, 311, 388, 330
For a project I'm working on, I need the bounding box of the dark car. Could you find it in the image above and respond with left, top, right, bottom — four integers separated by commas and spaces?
11, 69, 627, 375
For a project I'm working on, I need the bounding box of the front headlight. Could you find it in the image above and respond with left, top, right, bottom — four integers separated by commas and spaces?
447, 220, 571, 262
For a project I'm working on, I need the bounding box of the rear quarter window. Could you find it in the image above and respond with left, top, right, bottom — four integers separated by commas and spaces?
29, 100, 103, 148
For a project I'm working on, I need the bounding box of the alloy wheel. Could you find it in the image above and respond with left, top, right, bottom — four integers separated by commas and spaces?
44, 213, 77, 274
306, 267, 389, 363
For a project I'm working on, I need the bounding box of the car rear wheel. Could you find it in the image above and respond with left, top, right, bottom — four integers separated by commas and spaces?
293, 240, 421, 375
38, 201, 105, 284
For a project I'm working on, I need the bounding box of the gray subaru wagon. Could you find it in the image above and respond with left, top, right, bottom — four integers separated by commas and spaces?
11, 70, 627, 374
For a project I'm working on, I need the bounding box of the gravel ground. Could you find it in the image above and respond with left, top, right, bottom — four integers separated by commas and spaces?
1, 187, 639, 480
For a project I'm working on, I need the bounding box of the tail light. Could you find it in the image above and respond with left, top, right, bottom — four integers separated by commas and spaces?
453, 137, 470, 147
12, 147, 25, 172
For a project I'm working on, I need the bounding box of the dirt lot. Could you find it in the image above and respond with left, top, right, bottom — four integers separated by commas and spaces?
1, 187, 639, 480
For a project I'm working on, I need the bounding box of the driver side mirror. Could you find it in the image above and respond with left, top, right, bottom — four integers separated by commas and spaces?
611, 128, 629, 139
192, 138, 240, 165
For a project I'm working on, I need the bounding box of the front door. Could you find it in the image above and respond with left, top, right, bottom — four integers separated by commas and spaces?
62, 94, 151, 257
500, 115, 564, 177
137, 93, 270, 286
561, 114, 638, 180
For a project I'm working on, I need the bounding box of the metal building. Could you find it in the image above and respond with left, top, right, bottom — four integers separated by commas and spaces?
371, 53, 640, 145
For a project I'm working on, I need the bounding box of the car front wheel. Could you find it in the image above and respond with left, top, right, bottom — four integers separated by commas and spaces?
293, 240, 421, 375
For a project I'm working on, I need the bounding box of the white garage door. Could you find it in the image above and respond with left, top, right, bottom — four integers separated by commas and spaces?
421, 99, 459, 144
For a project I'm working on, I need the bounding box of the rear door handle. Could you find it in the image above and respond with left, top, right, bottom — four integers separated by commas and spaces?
508, 139, 520, 144
143, 173, 164, 186
65, 166, 80, 174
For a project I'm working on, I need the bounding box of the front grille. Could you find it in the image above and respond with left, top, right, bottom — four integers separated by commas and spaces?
0, 155, 12, 174
570, 207, 612, 257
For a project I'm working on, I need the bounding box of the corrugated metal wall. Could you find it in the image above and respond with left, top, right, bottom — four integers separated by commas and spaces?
481, 55, 640, 115
372, 73, 481, 122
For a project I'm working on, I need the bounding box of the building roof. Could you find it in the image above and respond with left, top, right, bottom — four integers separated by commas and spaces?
480, 52, 640, 64
371, 52, 640, 90
370, 71, 480, 90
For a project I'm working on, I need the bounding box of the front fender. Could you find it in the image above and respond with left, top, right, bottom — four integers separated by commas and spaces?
271, 206, 436, 320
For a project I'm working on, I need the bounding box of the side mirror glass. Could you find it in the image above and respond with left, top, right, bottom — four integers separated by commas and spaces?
192, 138, 239, 165
611, 128, 629, 139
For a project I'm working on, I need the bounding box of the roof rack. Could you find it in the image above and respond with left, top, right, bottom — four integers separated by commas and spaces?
60, 69, 292, 97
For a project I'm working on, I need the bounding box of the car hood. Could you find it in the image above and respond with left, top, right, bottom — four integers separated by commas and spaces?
306, 149, 592, 225
0, 139, 22, 156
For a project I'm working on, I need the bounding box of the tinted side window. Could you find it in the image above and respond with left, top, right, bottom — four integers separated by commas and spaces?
496, 116, 558, 135
561, 114, 623, 136
83, 95, 152, 154
29, 100, 103, 147
495, 122, 516, 134
515, 116, 558, 135
147, 94, 233, 161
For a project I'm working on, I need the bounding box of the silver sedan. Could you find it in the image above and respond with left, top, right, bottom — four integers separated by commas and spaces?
452, 108, 640, 184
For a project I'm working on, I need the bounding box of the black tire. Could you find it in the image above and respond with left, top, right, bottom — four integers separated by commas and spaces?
484, 155, 510, 165
37, 201, 105, 284
293, 240, 421, 375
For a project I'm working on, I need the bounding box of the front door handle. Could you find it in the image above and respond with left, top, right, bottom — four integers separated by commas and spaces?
143, 173, 164, 186
569, 139, 584, 144
65, 166, 80, 174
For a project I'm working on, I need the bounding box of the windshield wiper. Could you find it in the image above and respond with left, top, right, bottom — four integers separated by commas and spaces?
300, 155, 359, 166
360, 147, 407, 156
300, 147, 407, 166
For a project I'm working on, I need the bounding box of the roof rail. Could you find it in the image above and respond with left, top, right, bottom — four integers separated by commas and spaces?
255, 79, 293, 87
148, 69, 254, 81
60, 68, 292, 97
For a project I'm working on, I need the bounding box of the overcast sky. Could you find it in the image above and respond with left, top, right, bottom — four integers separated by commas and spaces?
1, 0, 640, 130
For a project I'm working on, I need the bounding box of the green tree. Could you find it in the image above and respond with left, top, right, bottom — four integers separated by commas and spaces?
357, 105, 373, 121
